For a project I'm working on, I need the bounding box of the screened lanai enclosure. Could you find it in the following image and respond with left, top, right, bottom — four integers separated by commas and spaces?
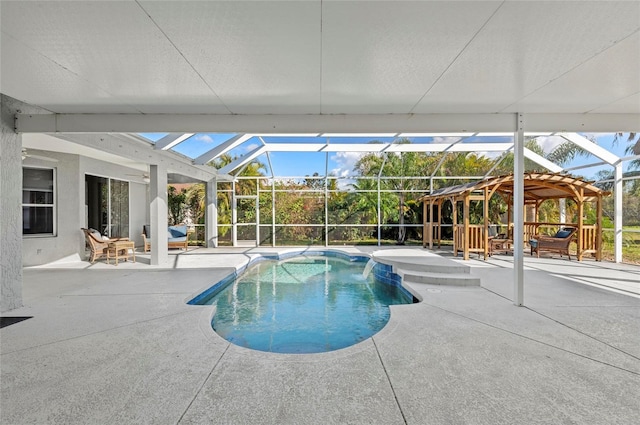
164, 132, 640, 263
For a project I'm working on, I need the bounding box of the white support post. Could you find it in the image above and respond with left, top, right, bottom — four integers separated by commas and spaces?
325, 152, 329, 247
206, 177, 218, 248
271, 178, 276, 247
255, 179, 260, 247
559, 199, 566, 223
513, 114, 525, 306
232, 181, 237, 247
1, 100, 24, 312
614, 163, 623, 263
149, 164, 168, 266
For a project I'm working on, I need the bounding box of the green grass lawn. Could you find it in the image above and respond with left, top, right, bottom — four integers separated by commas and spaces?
601, 227, 640, 264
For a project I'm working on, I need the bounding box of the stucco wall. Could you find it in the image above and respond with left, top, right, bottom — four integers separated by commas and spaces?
1, 96, 24, 311
22, 152, 81, 266
21, 151, 149, 266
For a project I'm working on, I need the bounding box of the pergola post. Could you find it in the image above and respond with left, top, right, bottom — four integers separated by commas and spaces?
513, 113, 525, 306
483, 187, 489, 260
596, 193, 603, 261
577, 188, 584, 261
463, 195, 470, 260
423, 201, 428, 248
452, 198, 458, 256
429, 200, 434, 249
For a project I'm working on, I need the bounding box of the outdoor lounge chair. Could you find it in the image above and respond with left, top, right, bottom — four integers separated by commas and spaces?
529, 227, 577, 260
142, 224, 191, 253
82, 228, 128, 263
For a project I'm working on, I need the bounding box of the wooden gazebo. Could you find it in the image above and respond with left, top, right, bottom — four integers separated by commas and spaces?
419, 173, 609, 261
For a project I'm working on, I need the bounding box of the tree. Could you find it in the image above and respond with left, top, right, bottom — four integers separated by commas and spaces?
353, 139, 431, 244
167, 186, 187, 225
614, 132, 640, 169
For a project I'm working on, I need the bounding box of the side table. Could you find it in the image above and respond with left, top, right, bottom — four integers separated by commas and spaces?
107, 240, 135, 265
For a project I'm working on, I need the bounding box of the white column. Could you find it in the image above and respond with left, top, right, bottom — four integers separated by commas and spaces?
232, 181, 237, 247
205, 177, 218, 247
614, 163, 623, 263
150, 164, 168, 265
513, 113, 525, 306
1, 96, 23, 312
559, 199, 566, 223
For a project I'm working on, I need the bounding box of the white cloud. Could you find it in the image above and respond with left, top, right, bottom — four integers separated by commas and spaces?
330, 151, 366, 178
195, 134, 214, 144
535, 135, 566, 154
431, 136, 462, 144
244, 143, 260, 152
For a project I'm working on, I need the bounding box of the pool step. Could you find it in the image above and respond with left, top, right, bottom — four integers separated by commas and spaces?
396, 268, 481, 287
371, 253, 470, 275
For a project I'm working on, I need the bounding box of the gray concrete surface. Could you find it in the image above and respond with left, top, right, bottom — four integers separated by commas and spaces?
1, 247, 639, 424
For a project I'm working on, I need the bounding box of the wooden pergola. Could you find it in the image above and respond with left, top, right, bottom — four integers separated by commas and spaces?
419, 173, 609, 261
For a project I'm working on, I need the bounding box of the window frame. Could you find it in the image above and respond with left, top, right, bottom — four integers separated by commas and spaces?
22, 166, 57, 237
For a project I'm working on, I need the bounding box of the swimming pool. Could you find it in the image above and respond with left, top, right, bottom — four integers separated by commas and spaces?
189, 252, 416, 354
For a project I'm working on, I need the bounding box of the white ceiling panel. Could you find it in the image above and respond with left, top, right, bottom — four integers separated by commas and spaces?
413, 1, 640, 113
139, 0, 321, 114
1, 33, 141, 113
1, 0, 228, 113
1, 1, 639, 119
592, 92, 640, 114
503, 32, 640, 113
321, 1, 501, 114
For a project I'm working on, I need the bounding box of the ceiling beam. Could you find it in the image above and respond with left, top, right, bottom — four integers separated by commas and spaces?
218, 146, 267, 175
154, 133, 194, 150
193, 134, 253, 165
16, 113, 640, 134
55, 133, 218, 181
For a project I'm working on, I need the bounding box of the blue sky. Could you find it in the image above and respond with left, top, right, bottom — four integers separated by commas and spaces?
139, 132, 636, 181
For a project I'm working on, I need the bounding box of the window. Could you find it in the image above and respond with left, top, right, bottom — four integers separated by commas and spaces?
23, 167, 56, 236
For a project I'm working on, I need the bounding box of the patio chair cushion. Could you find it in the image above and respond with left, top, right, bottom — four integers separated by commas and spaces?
89, 228, 103, 240
168, 225, 188, 242
554, 228, 574, 238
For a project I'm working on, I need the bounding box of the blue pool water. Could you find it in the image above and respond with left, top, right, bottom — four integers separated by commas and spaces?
192, 254, 414, 354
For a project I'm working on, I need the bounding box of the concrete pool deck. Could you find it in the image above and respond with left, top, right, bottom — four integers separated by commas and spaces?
2, 246, 639, 424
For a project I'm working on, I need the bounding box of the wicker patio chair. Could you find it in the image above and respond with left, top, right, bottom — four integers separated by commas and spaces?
529, 227, 577, 260
82, 228, 127, 263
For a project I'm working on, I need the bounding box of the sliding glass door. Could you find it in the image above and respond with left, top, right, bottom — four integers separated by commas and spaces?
85, 175, 129, 238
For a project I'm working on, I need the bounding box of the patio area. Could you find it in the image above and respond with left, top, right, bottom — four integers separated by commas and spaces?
2, 247, 639, 424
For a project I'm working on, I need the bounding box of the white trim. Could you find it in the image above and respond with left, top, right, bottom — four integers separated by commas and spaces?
22, 166, 57, 237
17, 113, 640, 134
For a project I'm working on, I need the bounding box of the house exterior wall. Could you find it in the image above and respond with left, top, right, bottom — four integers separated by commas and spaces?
22, 151, 81, 266
21, 151, 148, 266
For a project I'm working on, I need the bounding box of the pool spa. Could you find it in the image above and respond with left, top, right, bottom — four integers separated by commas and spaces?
188, 251, 417, 354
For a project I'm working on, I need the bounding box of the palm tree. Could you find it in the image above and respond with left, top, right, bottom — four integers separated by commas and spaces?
614, 132, 640, 169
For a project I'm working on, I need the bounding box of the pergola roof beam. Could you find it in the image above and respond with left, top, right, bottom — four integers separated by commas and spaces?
193, 133, 253, 165
154, 133, 194, 150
